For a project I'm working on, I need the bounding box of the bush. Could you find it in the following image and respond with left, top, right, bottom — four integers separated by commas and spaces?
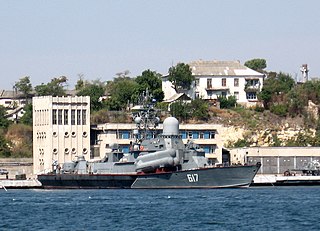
254, 106, 265, 113
218, 96, 237, 109
270, 104, 287, 117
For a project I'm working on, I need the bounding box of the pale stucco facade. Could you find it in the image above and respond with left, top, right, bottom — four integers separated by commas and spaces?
33, 96, 90, 174
162, 60, 265, 106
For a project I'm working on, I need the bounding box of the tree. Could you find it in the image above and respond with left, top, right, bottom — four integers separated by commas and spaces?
0, 106, 10, 129
244, 59, 267, 72
76, 80, 106, 111
14, 76, 33, 100
105, 77, 139, 110
0, 133, 11, 157
20, 103, 33, 126
34, 76, 68, 96
189, 98, 209, 121
258, 72, 295, 109
168, 63, 194, 91
75, 74, 86, 91
170, 101, 190, 122
218, 96, 237, 109
135, 69, 164, 102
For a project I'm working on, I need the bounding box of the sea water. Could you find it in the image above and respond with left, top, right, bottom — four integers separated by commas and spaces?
0, 187, 319, 231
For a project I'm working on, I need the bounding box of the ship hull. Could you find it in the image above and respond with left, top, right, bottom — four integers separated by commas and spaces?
38, 163, 260, 189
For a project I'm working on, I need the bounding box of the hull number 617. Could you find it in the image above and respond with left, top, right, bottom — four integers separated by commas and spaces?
187, 174, 199, 182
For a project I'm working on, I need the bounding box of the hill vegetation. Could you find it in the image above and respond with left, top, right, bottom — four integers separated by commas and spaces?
1, 59, 320, 157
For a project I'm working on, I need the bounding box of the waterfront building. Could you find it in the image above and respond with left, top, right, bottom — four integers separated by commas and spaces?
33, 96, 90, 174
162, 60, 265, 107
91, 122, 225, 164
229, 146, 320, 174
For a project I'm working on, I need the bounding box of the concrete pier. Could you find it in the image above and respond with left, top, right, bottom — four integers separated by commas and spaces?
0, 179, 42, 189
252, 174, 320, 186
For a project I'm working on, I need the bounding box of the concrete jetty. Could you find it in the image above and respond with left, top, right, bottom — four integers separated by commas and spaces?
0, 179, 42, 189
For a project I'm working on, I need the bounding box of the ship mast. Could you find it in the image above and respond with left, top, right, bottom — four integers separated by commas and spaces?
131, 89, 160, 143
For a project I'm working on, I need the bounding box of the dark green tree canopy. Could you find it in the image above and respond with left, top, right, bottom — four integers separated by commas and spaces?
0, 106, 11, 129
168, 63, 194, 91
135, 69, 164, 102
244, 59, 267, 72
20, 104, 33, 126
34, 76, 68, 96
259, 72, 295, 110
105, 77, 139, 110
76, 80, 106, 111
15, 76, 33, 98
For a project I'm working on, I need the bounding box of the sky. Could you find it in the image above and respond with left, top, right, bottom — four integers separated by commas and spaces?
1, 0, 320, 90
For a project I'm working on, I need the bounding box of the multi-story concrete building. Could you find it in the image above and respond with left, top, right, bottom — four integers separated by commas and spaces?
162, 60, 265, 107
33, 96, 90, 174
91, 122, 226, 164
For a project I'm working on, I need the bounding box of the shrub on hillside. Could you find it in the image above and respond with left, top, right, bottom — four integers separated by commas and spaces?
270, 104, 287, 117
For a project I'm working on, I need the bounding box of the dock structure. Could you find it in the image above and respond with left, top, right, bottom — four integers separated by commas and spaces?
0, 179, 42, 189
253, 174, 320, 186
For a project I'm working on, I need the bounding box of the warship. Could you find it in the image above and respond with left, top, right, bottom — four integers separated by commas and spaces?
38, 93, 261, 189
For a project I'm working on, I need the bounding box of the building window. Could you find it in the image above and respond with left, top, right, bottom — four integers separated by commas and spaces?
222, 78, 226, 87
195, 92, 200, 99
207, 79, 212, 89
82, 110, 86, 125
221, 91, 227, 98
52, 109, 57, 125
234, 78, 239, 87
64, 110, 68, 125
246, 79, 260, 88
203, 131, 215, 139
117, 131, 131, 139
192, 132, 199, 139
199, 132, 204, 139
71, 109, 75, 125
58, 109, 63, 125
234, 92, 239, 100
201, 145, 217, 154
180, 131, 187, 139
246, 92, 257, 100
77, 110, 81, 125
195, 79, 199, 87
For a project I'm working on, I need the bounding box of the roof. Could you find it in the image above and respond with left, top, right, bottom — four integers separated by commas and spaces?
189, 60, 264, 77
163, 93, 191, 103
0, 90, 24, 99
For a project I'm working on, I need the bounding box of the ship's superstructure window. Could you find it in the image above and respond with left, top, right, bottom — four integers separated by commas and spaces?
71, 109, 76, 125
58, 109, 63, 125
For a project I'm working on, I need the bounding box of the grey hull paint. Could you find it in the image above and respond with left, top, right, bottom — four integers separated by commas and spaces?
132, 164, 260, 189
38, 163, 260, 189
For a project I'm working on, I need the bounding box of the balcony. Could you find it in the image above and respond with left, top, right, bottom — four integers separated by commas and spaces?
205, 86, 229, 91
